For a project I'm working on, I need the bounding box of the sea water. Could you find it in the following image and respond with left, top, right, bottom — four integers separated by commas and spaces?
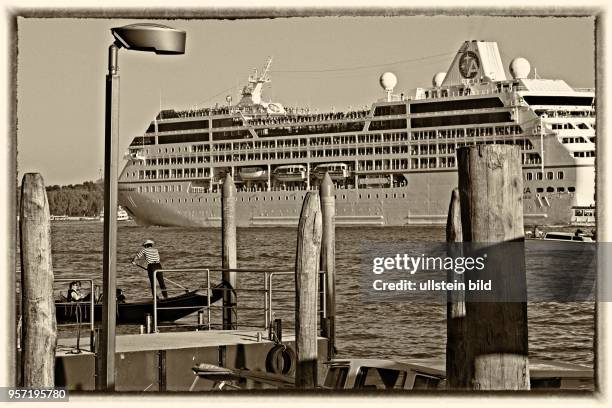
25, 221, 594, 367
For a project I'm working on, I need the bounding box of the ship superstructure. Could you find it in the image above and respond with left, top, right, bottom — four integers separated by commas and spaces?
118, 40, 595, 227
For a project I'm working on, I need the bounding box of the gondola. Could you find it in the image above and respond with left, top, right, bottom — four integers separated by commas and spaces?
55, 283, 227, 325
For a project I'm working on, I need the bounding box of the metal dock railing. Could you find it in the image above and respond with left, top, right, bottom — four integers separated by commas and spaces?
152, 267, 326, 334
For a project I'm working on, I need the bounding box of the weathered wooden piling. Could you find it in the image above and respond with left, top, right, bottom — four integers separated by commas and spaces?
222, 174, 238, 330
294, 192, 322, 388
319, 173, 336, 358
19, 173, 57, 387
457, 145, 529, 390
445, 188, 468, 389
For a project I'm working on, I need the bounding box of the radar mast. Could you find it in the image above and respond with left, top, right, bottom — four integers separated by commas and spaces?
239, 57, 273, 106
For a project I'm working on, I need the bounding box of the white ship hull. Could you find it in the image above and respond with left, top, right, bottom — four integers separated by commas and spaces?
119, 169, 584, 228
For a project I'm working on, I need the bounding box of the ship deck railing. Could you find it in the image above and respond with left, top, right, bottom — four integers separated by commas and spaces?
411, 82, 595, 100
160, 106, 371, 122
247, 113, 370, 126
151, 268, 328, 334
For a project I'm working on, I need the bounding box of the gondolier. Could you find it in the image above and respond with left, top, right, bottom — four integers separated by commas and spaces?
131, 239, 169, 299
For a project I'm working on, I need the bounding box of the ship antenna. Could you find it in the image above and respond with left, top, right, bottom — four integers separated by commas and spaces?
261, 56, 273, 81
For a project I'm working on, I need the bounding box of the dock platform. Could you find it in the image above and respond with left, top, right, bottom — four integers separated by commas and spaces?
55, 330, 328, 391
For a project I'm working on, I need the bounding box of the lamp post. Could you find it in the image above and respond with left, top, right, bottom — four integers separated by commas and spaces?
98, 23, 186, 391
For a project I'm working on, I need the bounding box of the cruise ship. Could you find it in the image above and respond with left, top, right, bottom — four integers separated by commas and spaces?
118, 40, 596, 227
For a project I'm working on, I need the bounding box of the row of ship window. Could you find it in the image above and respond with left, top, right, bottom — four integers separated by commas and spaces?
254, 122, 365, 137
134, 159, 429, 179
411, 125, 522, 140
410, 158, 454, 169
573, 151, 595, 158
144, 132, 411, 154
532, 186, 575, 193
419, 152, 539, 170
138, 169, 210, 180
138, 183, 577, 199
133, 125, 526, 159
311, 146, 408, 158
139, 184, 182, 193
551, 123, 591, 130
133, 132, 411, 162
574, 209, 595, 217
144, 115, 533, 147
135, 139, 536, 171
129, 152, 544, 181
137, 181, 575, 199
562, 137, 591, 144
534, 108, 595, 118
525, 171, 564, 181
409, 139, 533, 156
141, 113, 593, 148
140, 145, 536, 168
132, 159, 413, 180
145, 192, 411, 204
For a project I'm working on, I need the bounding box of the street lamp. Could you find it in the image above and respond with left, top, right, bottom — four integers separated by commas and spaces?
99, 23, 185, 391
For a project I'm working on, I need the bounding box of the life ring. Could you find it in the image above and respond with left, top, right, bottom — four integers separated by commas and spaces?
265, 344, 296, 375
267, 103, 283, 114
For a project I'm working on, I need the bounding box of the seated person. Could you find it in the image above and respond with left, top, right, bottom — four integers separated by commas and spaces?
67, 281, 91, 302
67, 281, 84, 302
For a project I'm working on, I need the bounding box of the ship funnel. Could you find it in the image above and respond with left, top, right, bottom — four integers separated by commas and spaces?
441, 40, 507, 86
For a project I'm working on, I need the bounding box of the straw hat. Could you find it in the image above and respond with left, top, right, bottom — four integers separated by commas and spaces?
143, 239, 155, 246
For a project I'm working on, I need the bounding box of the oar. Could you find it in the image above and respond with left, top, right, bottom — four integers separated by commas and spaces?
132, 263, 190, 293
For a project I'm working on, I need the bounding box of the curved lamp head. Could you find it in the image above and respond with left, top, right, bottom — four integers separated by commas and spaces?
111, 23, 186, 54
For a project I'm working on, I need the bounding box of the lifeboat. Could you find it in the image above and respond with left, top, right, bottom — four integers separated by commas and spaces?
273, 165, 307, 182
239, 166, 267, 180
312, 163, 349, 180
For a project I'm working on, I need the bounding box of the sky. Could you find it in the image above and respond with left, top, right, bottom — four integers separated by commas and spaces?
16, 15, 595, 185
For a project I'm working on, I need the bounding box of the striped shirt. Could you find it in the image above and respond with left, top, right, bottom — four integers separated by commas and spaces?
133, 247, 161, 265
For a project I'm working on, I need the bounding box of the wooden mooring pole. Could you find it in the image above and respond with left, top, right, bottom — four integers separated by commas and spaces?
319, 173, 336, 359
222, 174, 238, 330
19, 173, 57, 387
456, 145, 529, 390
295, 192, 322, 388
445, 188, 468, 389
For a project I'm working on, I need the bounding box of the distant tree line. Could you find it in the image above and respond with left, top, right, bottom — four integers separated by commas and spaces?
17, 181, 104, 216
